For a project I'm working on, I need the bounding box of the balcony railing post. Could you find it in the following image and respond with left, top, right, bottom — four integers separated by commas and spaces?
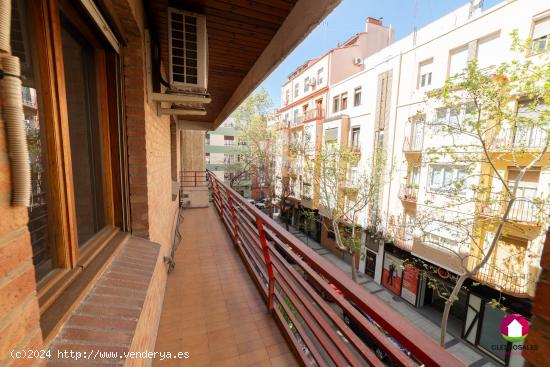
255, 218, 275, 311
227, 191, 239, 245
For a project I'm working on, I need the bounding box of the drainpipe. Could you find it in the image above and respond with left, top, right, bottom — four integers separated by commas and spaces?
0, 0, 31, 207
384, 52, 403, 229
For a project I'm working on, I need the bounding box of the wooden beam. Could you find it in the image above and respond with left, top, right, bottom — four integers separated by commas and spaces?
213, 0, 341, 128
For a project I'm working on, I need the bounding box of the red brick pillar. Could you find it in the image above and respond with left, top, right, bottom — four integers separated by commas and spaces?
110, 0, 150, 239
523, 229, 550, 366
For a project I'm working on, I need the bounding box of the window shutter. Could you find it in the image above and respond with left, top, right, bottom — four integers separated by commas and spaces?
449, 46, 468, 76
533, 17, 550, 39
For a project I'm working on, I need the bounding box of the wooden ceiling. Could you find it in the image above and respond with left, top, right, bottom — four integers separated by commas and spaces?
147, 0, 299, 127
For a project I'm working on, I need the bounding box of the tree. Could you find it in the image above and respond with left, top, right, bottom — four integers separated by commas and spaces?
303, 135, 385, 281
231, 89, 288, 215
400, 33, 549, 346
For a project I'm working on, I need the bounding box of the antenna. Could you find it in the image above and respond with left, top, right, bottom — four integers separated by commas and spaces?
412, 0, 419, 46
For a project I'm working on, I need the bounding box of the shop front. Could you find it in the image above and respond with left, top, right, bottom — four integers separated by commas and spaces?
381, 244, 410, 295
462, 284, 532, 367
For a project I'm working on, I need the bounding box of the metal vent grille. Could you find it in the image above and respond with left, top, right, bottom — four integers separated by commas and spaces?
170, 11, 198, 85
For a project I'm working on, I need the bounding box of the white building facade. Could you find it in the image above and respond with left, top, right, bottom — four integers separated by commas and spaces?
274, 1, 550, 365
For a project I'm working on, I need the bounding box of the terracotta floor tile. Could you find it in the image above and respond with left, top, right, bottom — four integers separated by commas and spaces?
267, 342, 292, 358
154, 207, 297, 367
238, 348, 270, 367
270, 353, 301, 367
237, 338, 265, 354
210, 356, 242, 367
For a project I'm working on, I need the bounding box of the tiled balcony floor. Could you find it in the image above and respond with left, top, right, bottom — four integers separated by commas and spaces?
154, 206, 299, 367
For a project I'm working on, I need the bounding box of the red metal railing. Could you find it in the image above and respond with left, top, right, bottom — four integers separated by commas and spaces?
207, 170, 464, 367
180, 170, 208, 188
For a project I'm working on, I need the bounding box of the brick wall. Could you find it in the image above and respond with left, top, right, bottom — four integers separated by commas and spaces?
524, 229, 550, 366
0, 113, 43, 364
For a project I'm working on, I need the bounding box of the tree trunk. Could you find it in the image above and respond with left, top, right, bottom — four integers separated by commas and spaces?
351, 253, 357, 282
440, 273, 468, 346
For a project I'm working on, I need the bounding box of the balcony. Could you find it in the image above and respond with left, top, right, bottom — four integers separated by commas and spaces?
204, 171, 464, 366
480, 197, 545, 224
302, 108, 324, 123
479, 196, 547, 240
154, 205, 298, 366
402, 134, 423, 160
473, 262, 536, 297
399, 184, 419, 203
289, 109, 324, 128
493, 126, 548, 150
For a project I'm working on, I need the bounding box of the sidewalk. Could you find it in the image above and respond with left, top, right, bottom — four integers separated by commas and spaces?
275, 218, 501, 367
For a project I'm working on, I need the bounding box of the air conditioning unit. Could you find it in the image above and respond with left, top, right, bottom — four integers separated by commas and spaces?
353, 57, 364, 66
168, 8, 208, 92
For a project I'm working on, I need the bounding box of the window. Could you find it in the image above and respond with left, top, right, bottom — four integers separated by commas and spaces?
304, 77, 310, 93
507, 168, 540, 200
409, 166, 420, 186
333, 96, 340, 113
205, 153, 210, 164
513, 101, 548, 147
341, 92, 348, 110
285, 89, 290, 105
354, 87, 362, 106
325, 127, 338, 144
61, 13, 109, 245
476, 33, 500, 69
350, 169, 358, 185
418, 59, 433, 88
205, 133, 210, 145
294, 83, 299, 98
224, 136, 234, 146
293, 109, 299, 125
429, 165, 467, 194
317, 68, 324, 85
432, 107, 462, 128
224, 153, 236, 164
351, 127, 360, 149
448, 46, 468, 76
532, 16, 550, 52
423, 232, 460, 253
11, 0, 127, 331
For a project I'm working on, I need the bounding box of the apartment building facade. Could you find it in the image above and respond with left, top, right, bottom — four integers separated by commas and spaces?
274, 1, 550, 365
205, 117, 253, 198
275, 17, 394, 239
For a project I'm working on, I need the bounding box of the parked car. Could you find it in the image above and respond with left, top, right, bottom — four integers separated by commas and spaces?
303, 273, 343, 302
255, 202, 266, 209
342, 302, 416, 366
246, 199, 255, 205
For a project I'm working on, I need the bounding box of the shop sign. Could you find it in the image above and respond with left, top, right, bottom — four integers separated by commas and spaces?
382, 252, 403, 295
401, 264, 419, 305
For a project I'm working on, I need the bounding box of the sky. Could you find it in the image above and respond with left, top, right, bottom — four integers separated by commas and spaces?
258, 0, 503, 107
